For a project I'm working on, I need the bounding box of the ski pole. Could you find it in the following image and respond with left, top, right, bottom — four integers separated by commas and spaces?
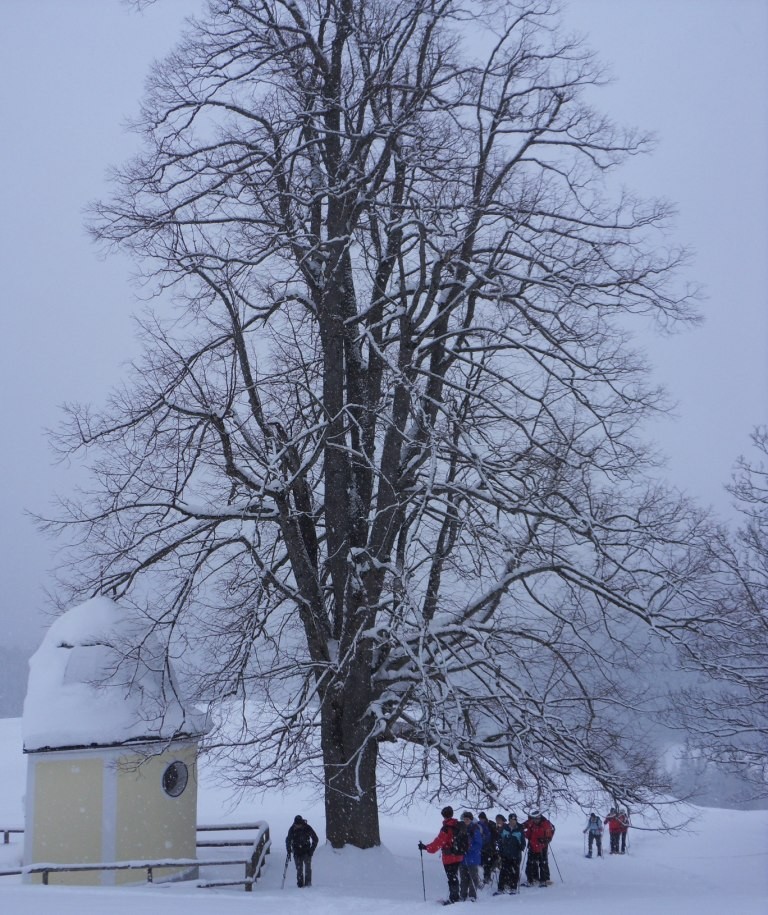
281, 853, 290, 889
549, 846, 563, 884
419, 846, 426, 901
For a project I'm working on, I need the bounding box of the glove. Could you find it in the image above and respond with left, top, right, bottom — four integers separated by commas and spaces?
418, 841, 427, 851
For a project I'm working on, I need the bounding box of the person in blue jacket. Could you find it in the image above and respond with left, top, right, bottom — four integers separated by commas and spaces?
459, 810, 483, 901
476, 811, 495, 886
583, 812, 604, 857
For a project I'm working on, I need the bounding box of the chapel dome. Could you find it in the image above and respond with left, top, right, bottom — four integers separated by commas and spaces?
23, 595, 208, 752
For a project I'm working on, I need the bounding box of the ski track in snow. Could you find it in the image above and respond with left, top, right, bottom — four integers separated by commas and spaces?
0, 717, 766, 914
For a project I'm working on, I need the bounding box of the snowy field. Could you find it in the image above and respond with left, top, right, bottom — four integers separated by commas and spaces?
0, 716, 766, 914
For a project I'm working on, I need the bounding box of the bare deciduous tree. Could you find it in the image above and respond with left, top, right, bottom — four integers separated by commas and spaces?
47, 0, 709, 847
673, 427, 768, 799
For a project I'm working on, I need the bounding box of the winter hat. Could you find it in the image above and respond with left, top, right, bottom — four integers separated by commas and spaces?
440, 805, 454, 819
529, 809, 541, 818
293, 814, 304, 825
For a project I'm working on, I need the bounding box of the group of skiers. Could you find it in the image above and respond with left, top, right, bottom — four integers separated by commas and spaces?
418, 805, 556, 904
285, 803, 630, 897
583, 808, 630, 857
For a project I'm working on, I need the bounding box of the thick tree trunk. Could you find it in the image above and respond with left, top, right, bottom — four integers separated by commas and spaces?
321, 679, 381, 848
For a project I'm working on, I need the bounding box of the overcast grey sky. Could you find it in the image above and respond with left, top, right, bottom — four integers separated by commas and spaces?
0, 0, 766, 650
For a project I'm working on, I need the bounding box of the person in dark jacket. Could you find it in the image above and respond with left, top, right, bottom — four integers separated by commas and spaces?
493, 813, 526, 894
419, 805, 464, 905
286, 814, 319, 887
506, 814, 526, 891
522, 810, 555, 886
477, 811, 496, 886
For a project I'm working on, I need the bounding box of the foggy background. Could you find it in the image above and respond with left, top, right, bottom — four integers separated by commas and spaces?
0, 0, 766, 714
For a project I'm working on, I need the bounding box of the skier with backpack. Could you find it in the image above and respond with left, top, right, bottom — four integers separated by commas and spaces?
583, 812, 604, 858
522, 810, 555, 887
285, 814, 319, 888
493, 813, 526, 894
419, 805, 466, 905
458, 811, 483, 901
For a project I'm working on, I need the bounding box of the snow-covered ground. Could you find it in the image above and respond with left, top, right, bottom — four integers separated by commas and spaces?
0, 716, 766, 914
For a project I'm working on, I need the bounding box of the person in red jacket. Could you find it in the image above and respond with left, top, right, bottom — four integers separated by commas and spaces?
419, 805, 464, 905
604, 808, 623, 854
617, 809, 630, 854
522, 810, 555, 886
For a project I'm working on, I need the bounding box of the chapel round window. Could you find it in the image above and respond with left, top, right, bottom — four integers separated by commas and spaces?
162, 760, 189, 797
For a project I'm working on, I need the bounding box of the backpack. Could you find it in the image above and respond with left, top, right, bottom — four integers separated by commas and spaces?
292, 823, 313, 854
448, 820, 469, 855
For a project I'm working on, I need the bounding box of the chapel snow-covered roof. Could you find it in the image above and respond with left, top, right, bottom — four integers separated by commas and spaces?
23, 595, 208, 752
